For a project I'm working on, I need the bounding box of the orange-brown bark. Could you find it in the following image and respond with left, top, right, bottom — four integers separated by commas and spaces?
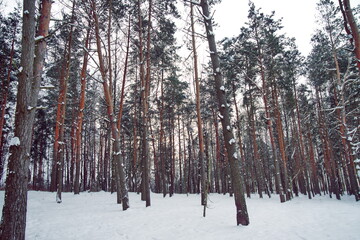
52, 1, 75, 201
339, 0, 360, 73
73, 28, 90, 194
91, 0, 129, 209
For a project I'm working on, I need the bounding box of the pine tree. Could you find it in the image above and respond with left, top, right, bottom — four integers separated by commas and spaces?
200, 0, 249, 226
0, 0, 52, 238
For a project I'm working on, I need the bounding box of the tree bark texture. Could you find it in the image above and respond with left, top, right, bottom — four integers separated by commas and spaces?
141, 0, 152, 207
91, 0, 129, 210
339, 0, 360, 73
0, 0, 51, 238
200, 0, 249, 226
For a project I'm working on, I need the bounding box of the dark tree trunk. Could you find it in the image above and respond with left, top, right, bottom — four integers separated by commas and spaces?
200, 0, 249, 226
0, 0, 51, 238
339, 0, 360, 73
141, 0, 152, 207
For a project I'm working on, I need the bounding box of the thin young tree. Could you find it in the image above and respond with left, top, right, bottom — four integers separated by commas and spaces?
73, 27, 91, 194
142, 0, 152, 207
189, 1, 207, 206
52, 1, 76, 202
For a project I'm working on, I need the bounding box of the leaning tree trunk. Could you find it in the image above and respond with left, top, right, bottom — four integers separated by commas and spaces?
200, 0, 249, 226
339, 0, 360, 73
0, 0, 51, 239
91, 0, 129, 210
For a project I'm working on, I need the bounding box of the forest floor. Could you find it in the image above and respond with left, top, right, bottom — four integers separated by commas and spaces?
0, 190, 359, 239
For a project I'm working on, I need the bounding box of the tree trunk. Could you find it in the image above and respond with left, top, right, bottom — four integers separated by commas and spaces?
293, 80, 312, 199
253, 19, 284, 202
74, 28, 90, 194
140, 0, 152, 207
0, 0, 51, 238
200, 0, 249, 226
331, 27, 359, 201
91, 0, 129, 210
232, 85, 252, 198
159, 70, 167, 197
272, 83, 291, 201
190, 2, 207, 206
315, 88, 340, 200
339, 0, 360, 73
306, 128, 321, 195
53, 1, 75, 202
116, 16, 131, 131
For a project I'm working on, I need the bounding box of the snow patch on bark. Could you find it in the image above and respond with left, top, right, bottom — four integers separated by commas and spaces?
9, 137, 20, 146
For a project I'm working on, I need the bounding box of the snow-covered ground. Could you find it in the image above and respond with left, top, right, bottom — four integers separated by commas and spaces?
0, 191, 359, 240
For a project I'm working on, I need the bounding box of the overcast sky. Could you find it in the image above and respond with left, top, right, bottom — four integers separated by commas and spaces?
214, 0, 360, 56
2, 0, 360, 56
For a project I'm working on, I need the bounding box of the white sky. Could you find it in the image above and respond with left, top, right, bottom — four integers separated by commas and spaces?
214, 0, 360, 56
2, 0, 360, 56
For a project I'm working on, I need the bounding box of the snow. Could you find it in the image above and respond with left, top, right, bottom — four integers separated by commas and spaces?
35, 35, 45, 41
0, 191, 359, 240
24, 10, 29, 15
56, 194, 62, 204
220, 86, 225, 91
229, 138, 235, 145
9, 137, 20, 146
